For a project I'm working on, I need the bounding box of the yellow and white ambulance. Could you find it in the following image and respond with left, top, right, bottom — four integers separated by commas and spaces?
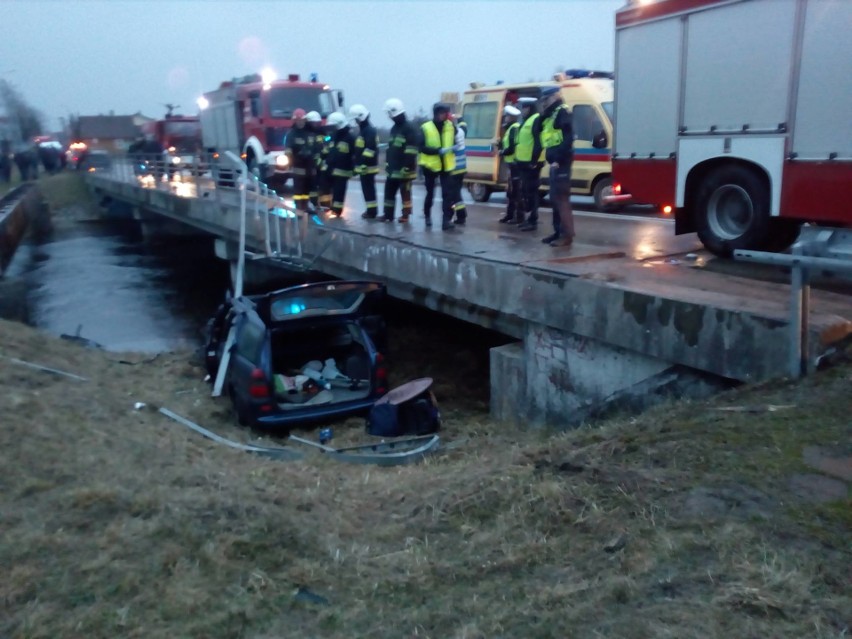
460, 70, 618, 211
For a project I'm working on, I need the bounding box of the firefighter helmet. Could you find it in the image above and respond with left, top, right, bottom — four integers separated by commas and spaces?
293, 108, 306, 120
327, 112, 348, 130
305, 111, 321, 123
383, 98, 405, 118
349, 104, 369, 123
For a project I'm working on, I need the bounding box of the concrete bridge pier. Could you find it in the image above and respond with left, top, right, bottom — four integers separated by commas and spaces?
491, 325, 728, 428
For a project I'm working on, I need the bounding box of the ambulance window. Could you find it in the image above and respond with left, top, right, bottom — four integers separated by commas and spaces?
462, 102, 499, 139
572, 105, 604, 144
601, 101, 614, 124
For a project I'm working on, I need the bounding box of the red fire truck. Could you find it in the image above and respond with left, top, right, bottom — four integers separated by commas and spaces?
142, 112, 201, 169
199, 72, 344, 186
611, 0, 851, 256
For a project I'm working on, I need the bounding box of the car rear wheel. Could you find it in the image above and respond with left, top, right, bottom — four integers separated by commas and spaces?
468, 182, 492, 203
695, 165, 771, 256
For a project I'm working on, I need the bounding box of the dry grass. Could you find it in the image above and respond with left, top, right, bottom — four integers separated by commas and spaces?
1, 317, 849, 639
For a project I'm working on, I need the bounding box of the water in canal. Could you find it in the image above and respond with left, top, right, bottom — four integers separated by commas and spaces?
2, 212, 231, 352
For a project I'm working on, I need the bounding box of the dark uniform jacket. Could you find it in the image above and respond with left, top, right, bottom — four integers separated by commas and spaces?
354, 119, 379, 174
327, 128, 355, 178
285, 126, 317, 172
385, 114, 419, 179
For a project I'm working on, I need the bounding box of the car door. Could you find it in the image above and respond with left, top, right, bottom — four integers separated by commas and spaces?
228, 306, 268, 406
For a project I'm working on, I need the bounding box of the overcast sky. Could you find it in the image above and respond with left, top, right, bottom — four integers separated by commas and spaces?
1, 0, 624, 131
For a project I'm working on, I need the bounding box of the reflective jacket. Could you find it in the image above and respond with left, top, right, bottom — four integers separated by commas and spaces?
419, 119, 456, 173
451, 123, 467, 176
541, 103, 574, 165
501, 121, 520, 164
515, 113, 543, 164
354, 119, 379, 175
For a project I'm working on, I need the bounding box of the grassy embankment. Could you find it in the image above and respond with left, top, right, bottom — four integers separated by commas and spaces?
0, 174, 849, 638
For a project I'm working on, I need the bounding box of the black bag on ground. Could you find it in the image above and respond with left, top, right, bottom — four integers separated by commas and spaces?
366, 378, 441, 437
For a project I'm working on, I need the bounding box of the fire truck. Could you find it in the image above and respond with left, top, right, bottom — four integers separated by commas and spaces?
199, 72, 344, 186
142, 109, 201, 170
611, 0, 852, 256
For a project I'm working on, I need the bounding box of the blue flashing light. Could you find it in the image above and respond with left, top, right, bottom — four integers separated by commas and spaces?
309, 72, 319, 83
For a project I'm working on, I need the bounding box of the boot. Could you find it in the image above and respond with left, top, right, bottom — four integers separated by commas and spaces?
541, 232, 560, 244
518, 220, 537, 232
498, 212, 513, 223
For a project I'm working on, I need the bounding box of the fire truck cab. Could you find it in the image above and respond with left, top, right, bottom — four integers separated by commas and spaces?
612, 0, 852, 256
199, 73, 343, 187
142, 115, 201, 170
461, 71, 618, 211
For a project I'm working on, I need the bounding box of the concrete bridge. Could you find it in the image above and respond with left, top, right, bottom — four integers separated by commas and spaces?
87, 163, 852, 426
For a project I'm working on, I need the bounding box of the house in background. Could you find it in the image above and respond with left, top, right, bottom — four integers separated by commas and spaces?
72, 113, 154, 153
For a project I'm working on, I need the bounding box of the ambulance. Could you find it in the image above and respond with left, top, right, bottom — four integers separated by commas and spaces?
460, 70, 617, 211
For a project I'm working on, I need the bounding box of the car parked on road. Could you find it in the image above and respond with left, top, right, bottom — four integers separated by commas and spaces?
204, 281, 389, 431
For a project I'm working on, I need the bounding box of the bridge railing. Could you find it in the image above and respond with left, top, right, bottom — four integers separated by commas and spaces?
734, 227, 852, 378
101, 151, 316, 270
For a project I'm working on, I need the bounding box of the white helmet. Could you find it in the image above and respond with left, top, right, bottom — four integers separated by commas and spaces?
349, 104, 369, 123
305, 110, 321, 123
383, 98, 405, 118
326, 112, 348, 130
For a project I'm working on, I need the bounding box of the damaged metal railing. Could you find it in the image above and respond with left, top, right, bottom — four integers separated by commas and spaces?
734, 227, 852, 378
103, 151, 328, 275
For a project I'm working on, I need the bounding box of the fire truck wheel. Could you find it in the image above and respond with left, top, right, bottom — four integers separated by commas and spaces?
246, 154, 262, 181
468, 182, 492, 203
695, 165, 771, 257
593, 176, 623, 213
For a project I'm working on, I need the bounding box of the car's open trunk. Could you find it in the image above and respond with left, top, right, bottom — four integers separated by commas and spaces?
270, 321, 372, 410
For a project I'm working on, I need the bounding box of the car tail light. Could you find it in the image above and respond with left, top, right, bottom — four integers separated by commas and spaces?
249, 368, 270, 398
375, 352, 388, 396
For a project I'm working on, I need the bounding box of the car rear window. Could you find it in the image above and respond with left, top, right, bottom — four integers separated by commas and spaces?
269, 289, 365, 321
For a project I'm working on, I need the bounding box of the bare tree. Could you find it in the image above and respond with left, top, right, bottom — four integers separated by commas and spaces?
0, 79, 45, 143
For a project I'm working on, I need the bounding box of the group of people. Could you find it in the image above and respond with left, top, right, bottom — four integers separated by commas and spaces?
284, 88, 575, 246
498, 86, 575, 247
0, 139, 64, 184
285, 99, 468, 231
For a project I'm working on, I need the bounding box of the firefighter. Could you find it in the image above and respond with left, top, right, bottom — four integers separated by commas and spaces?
515, 97, 544, 231
419, 102, 457, 230
304, 111, 323, 209
449, 114, 468, 225
285, 109, 317, 213
381, 98, 419, 223
539, 86, 575, 247
498, 105, 522, 224
324, 111, 355, 217
349, 104, 380, 219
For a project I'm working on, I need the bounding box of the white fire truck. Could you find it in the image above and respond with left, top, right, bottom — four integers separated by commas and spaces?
199, 72, 344, 186
611, 0, 852, 255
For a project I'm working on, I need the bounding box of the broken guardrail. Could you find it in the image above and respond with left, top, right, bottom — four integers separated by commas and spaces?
734, 227, 852, 378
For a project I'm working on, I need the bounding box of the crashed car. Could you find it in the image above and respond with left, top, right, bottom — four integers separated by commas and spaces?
204, 281, 388, 430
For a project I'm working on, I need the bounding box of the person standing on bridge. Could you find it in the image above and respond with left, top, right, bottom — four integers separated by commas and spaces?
304, 111, 323, 210
498, 105, 522, 224
419, 102, 457, 230
324, 112, 355, 217
449, 114, 468, 226
515, 97, 544, 231
349, 104, 380, 219
285, 109, 317, 213
381, 98, 418, 223
539, 86, 575, 247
